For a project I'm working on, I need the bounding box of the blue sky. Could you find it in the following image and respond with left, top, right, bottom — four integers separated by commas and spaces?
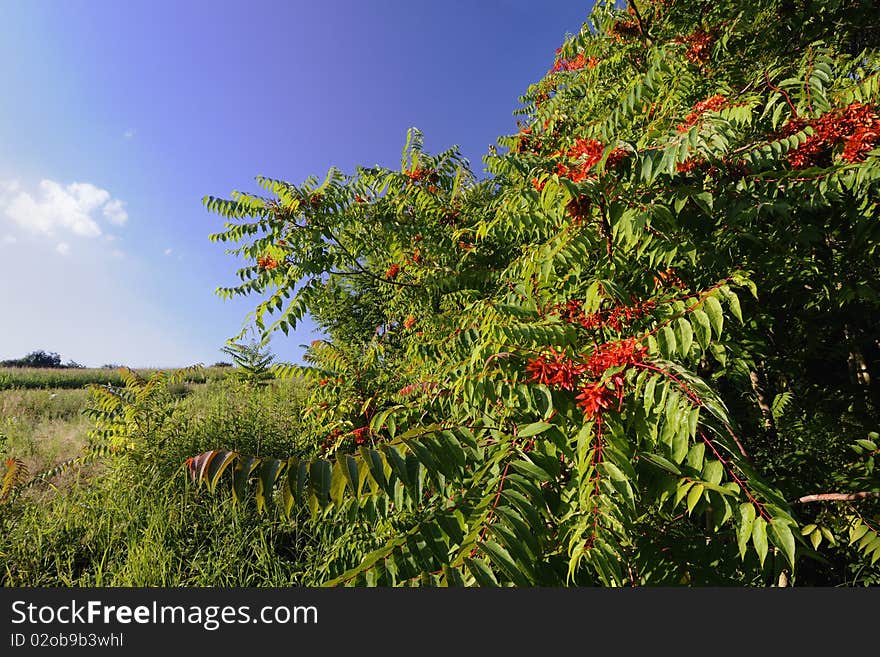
0, 0, 590, 367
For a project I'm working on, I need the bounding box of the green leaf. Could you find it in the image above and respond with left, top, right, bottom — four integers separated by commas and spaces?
692, 309, 711, 350
686, 482, 704, 514
638, 452, 681, 475
724, 289, 743, 323
518, 421, 553, 438
329, 459, 347, 506
658, 325, 677, 360
701, 459, 724, 486
686, 443, 705, 473
703, 296, 724, 339
340, 454, 360, 497
769, 518, 796, 569
464, 557, 499, 587
206, 450, 238, 492
310, 459, 332, 508
737, 504, 755, 560
481, 540, 530, 586
752, 516, 769, 567
643, 375, 658, 414
677, 317, 694, 357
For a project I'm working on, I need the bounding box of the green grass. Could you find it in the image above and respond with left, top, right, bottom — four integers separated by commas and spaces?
0, 366, 232, 391
0, 376, 316, 586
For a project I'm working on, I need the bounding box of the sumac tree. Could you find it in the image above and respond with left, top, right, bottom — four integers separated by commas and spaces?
189, 0, 880, 585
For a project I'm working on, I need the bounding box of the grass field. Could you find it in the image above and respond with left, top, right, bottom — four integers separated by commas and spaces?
0, 371, 313, 586
0, 366, 232, 390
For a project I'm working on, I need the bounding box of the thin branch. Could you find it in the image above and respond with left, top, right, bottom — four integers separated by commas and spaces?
627, 1, 653, 46
794, 491, 880, 504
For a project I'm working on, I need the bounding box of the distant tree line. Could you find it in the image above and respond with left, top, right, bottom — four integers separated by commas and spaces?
0, 350, 85, 369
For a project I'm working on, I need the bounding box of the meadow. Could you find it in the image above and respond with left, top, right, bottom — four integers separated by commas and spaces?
0, 366, 230, 391
0, 367, 317, 586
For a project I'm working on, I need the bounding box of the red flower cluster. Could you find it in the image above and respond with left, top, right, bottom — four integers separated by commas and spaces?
554, 299, 656, 331
606, 147, 630, 168
354, 194, 367, 204
581, 338, 647, 378
514, 127, 543, 155
524, 339, 647, 419
676, 156, 706, 174
257, 254, 279, 270
532, 177, 546, 192
552, 52, 587, 73
406, 167, 433, 182
556, 138, 605, 182
352, 426, 370, 445
565, 195, 592, 223
403, 315, 416, 329
385, 263, 400, 279
575, 382, 617, 419
397, 381, 438, 396
785, 102, 880, 168
608, 19, 641, 42
676, 28, 714, 65
525, 349, 584, 391
677, 94, 727, 132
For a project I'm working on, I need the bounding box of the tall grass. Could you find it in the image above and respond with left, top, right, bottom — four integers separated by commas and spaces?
0, 366, 232, 391
0, 377, 316, 586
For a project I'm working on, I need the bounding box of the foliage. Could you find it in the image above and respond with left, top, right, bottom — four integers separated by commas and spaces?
192, 0, 880, 586
220, 338, 277, 386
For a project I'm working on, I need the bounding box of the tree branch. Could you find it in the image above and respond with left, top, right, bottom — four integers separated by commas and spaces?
627, 1, 653, 46
793, 491, 880, 504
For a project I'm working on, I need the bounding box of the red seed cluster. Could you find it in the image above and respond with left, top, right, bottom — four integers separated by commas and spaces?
677, 94, 727, 132
403, 315, 416, 329
575, 382, 617, 419
676, 28, 714, 65
525, 349, 584, 391
605, 147, 630, 168
581, 338, 647, 378
785, 102, 880, 168
556, 138, 605, 182
525, 339, 647, 419
565, 195, 592, 223
257, 254, 279, 270
404, 167, 437, 182
397, 381, 438, 396
552, 52, 587, 73
532, 177, 546, 192
608, 19, 641, 42
514, 126, 543, 155
676, 156, 706, 174
553, 299, 656, 331
385, 263, 401, 279
352, 426, 370, 445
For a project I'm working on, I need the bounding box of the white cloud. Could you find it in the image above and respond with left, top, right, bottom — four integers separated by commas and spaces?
103, 199, 128, 225
124, 129, 136, 139
2, 235, 15, 244
56, 242, 70, 255
110, 249, 124, 259
164, 248, 173, 256
0, 179, 129, 239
